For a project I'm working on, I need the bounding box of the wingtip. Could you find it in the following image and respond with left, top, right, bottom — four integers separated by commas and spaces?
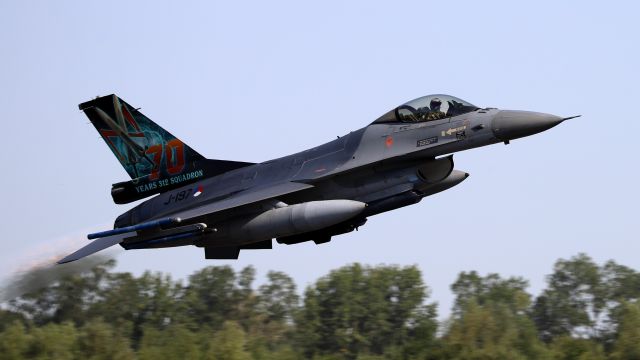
56, 256, 75, 265
561, 115, 581, 121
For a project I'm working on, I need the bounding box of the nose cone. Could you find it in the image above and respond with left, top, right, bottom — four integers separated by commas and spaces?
492, 110, 564, 141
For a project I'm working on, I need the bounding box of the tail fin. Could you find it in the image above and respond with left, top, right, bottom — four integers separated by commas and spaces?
80, 94, 204, 180
80, 94, 254, 204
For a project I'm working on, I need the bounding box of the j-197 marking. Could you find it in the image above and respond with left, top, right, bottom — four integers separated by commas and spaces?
163, 188, 193, 205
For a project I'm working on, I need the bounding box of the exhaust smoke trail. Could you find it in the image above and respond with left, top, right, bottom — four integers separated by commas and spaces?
0, 229, 120, 302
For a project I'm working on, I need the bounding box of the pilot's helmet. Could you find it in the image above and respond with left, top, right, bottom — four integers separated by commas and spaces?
430, 98, 442, 110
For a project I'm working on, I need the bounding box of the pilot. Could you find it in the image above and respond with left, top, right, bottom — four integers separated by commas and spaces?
427, 98, 446, 120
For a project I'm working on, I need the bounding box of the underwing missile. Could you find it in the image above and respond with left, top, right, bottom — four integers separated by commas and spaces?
87, 217, 180, 239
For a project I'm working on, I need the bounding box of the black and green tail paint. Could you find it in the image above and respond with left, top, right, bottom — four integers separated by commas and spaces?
80, 94, 253, 204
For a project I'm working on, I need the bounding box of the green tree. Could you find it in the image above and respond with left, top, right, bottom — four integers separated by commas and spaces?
8, 254, 640, 359
76, 319, 135, 360
0, 321, 31, 360
609, 301, 640, 360
246, 271, 300, 357
599, 261, 640, 348
206, 321, 251, 360
450, 271, 529, 316
443, 272, 548, 359
532, 254, 606, 342
233, 266, 258, 331
601, 261, 640, 301
257, 270, 299, 324
548, 336, 606, 360
182, 266, 240, 331
138, 323, 203, 360
28, 322, 78, 360
532, 256, 640, 351
0, 309, 27, 331
88, 270, 183, 347
296, 263, 437, 359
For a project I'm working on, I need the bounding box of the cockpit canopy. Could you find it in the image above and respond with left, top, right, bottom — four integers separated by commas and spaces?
373, 94, 479, 124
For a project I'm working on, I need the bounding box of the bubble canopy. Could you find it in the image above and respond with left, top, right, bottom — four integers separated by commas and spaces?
373, 94, 479, 124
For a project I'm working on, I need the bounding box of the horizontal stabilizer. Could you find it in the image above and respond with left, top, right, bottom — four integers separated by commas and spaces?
57, 231, 135, 264
59, 217, 182, 264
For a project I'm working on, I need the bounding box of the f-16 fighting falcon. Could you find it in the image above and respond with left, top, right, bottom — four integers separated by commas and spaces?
59, 94, 578, 263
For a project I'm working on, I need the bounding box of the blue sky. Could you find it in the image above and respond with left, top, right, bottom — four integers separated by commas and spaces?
1, 1, 639, 317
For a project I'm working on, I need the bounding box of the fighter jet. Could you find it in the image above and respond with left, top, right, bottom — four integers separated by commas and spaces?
59, 94, 578, 263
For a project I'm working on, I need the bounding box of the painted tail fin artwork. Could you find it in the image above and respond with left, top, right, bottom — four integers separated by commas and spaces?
80, 95, 254, 204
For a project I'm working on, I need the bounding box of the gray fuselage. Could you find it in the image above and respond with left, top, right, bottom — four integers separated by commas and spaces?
118, 104, 563, 250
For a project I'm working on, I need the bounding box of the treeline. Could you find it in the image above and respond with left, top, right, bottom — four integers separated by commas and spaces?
1, 254, 640, 359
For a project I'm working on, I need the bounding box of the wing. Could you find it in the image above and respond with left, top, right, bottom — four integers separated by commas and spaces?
172, 181, 314, 221
58, 182, 314, 264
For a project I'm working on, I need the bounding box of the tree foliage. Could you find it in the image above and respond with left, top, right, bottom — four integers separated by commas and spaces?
296, 264, 437, 359
444, 272, 548, 359
0, 254, 638, 359
532, 253, 640, 347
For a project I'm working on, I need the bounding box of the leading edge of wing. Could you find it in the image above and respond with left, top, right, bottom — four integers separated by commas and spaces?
173, 181, 315, 221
